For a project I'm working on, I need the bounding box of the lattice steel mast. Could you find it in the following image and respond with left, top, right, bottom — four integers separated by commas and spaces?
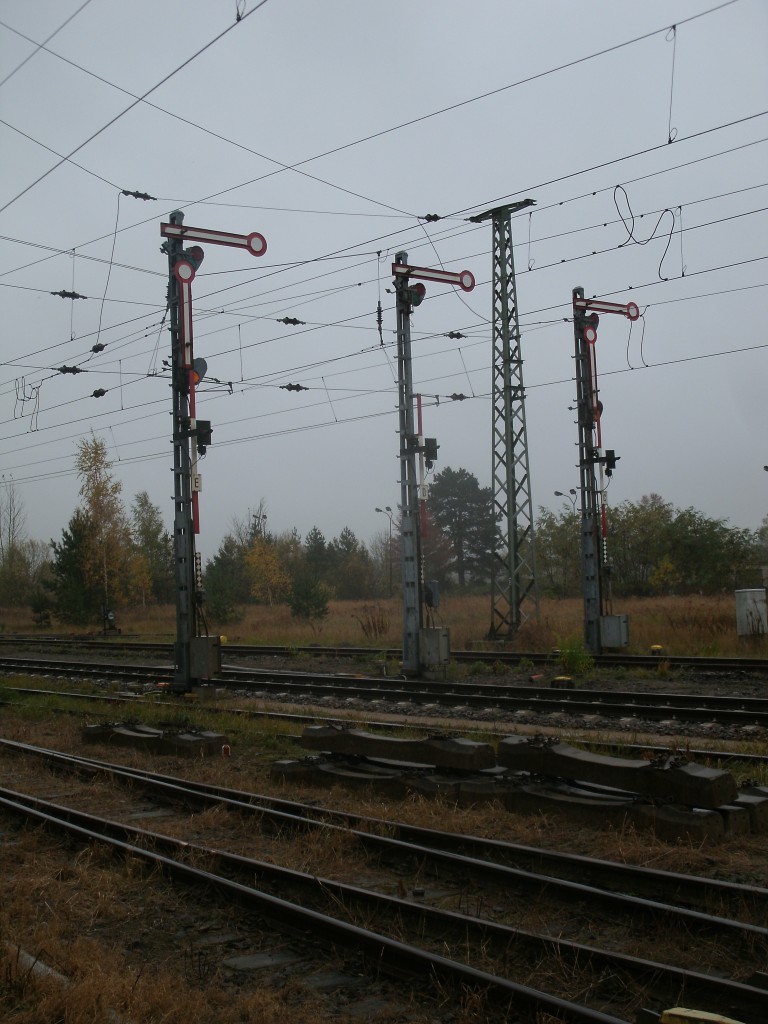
471, 201, 539, 638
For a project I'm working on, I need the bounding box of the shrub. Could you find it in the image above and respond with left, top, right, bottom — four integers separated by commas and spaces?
557, 635, 594, 675
352, 604, 390, 642
289, 574, 329, 632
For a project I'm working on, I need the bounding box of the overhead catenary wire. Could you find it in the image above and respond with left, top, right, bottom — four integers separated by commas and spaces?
0, 0, 277, 217
3, 325, 764, 494
0, 0, 761, 528
0, 110, 761, 323
1, 244, 762, 466
0, 177, 761, 404
158, 0, 742, 217
0, 202, 761, 410
0, 15, 415, 219
0, 0, 96, 90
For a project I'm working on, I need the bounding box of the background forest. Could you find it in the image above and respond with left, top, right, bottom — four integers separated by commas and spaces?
1, 436, 765, 632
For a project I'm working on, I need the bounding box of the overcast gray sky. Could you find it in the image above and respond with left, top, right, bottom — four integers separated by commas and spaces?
0, 0, 765, 560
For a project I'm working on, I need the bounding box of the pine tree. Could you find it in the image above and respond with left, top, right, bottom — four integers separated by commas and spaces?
49, 510, 102, 623
427, 467, 496, 589
131, 491, 173, 603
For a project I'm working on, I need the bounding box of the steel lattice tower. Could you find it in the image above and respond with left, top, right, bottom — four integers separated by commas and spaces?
472, 201, 539, 638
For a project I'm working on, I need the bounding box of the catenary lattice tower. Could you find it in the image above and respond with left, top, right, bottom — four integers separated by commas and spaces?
472, 201, 539, 638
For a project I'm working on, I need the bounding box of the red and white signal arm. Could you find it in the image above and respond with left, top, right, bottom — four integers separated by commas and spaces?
161, 222, 267, 257
574, 296, 640, 321
392, 261, 476, 292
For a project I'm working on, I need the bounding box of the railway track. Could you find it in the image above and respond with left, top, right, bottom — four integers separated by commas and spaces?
1, 739, 766, 1023
6, 679, 768, 774
5, 683, 768, 767
2, 652, 768, 729
0, 633, 766, 674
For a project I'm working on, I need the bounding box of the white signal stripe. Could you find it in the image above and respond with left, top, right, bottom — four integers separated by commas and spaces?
392, 263, 464, 286
574, 298, 633, 315
162, 223, 250, 247
180, 281, 193, 365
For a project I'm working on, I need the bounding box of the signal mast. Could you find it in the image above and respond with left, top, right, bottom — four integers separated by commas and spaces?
572, 287, 639, 654
161, 211, 267, 692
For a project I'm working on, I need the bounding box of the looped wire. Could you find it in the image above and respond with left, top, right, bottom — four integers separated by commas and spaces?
527, 210, 535, 270
666, 25, 678, 144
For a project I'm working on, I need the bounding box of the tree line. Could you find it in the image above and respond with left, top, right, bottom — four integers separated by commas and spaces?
537, 492, 763, 598
16, 435, 175, 625
0, 436, 763, 627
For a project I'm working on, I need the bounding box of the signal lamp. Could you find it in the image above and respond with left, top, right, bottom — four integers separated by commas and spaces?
408, 283, 426, 306
190, 357, 208, 385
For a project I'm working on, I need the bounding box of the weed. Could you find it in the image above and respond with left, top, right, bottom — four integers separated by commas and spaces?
656, 659, 671, 678
0, 590, 754, 656
556, 635, 594, 675
469, 660, 493, 676
444, 660, 468, 680
352, 604, 390, 641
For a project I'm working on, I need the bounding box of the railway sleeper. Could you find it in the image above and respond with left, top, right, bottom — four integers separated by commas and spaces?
298, 727, 738, 809
82, 722, 228, 757
497, 737, 737, 808
300, 725, 496, 770
275, 754, 768, 843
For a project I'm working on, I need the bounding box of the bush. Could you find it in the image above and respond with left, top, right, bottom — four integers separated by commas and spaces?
557, 635, 594, 675
289, 574, 329, 632
352, 604, 390, 641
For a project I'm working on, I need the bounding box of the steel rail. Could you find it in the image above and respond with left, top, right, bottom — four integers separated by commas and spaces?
3, 654, 768, 726
0, 634, 766, 673
0, 787, 630, 1024
3, 739, 766, 936
1, 785, 764, 1023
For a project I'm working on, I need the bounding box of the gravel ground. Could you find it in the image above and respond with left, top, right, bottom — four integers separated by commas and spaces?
224, 654, 768, 746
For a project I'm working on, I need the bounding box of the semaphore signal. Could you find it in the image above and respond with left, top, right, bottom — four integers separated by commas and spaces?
161, 211, 267, 694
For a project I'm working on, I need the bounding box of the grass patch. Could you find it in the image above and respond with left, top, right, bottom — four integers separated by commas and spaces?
1, 592, 757, 657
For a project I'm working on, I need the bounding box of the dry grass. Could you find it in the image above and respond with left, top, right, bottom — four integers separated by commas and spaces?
2, 706, 768, 1022
2, 591, 759, 657
5, 714, 768, 877
0, 821, 437, 1024
0, 938, 332, 1024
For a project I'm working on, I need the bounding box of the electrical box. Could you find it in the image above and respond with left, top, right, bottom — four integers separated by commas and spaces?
600, 614, 629, 648
190, 635, 222, 679
735, 589, 767, 637
420, 627, 450, 668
